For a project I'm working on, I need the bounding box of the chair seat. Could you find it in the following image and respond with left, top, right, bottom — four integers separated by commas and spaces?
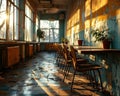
67, 54, 87, 62
76, 58, 87, 63
76, 64, 102, 71
67, 59, 72, 63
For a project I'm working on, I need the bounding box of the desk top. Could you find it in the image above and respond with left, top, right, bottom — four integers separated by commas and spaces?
73, 46, 102, 49
73, 46, 120, 54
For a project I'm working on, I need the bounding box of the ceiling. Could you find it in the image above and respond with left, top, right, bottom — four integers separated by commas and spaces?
28, 0, 69, 14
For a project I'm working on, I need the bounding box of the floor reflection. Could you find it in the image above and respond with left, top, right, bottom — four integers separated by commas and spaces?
0, 52, 103, 96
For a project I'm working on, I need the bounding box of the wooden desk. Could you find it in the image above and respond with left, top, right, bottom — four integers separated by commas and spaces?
73, 45, 120, 95
73, 46, 102, 49
73, 46, 120, 54
77, 49, 120, 54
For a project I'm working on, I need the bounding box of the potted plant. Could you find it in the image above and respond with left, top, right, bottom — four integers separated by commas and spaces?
37, 28, 45, 42
61, 38, 69, 44
78, 40, 83, 46
91, 28, 113, 49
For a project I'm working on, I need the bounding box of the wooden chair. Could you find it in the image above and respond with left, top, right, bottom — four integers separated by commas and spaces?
70, 45, 103, 92
62, 44, 87, 82
56, 44, 68, 72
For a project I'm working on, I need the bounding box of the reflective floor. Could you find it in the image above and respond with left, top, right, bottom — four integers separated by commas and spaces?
0, 52, 104, 96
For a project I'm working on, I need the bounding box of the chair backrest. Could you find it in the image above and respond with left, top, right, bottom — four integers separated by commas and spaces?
58, 44, 64, 56
62, 44, 71, 62
70, 46, 77, 69
57, 44, 63, 55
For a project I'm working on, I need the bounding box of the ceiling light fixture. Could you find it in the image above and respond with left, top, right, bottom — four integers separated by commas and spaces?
39, 0, 51, 4
46, 7, 59, 13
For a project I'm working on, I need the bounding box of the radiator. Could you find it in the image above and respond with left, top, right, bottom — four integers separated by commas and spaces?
7, 46, 20, 67
29, 44, 33, 57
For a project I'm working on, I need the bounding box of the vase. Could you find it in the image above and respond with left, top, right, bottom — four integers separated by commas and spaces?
102, 40, 111, 49
78, 40, 83, 46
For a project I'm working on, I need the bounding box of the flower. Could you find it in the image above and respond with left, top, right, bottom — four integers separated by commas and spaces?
91, 28, 113, 42
61, 38, 69, 43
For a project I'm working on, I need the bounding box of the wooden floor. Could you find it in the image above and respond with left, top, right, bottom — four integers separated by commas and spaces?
0, 52, 105, 96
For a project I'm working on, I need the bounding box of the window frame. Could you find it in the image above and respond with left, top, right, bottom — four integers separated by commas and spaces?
40, 20, 59, 43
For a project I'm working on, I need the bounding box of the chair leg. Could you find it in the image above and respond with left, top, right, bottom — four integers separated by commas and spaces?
97, 69, 103, 92
59, 59, 65, 71
92, 70, 97, 88
62, 61, 65, 70
63, 63, 70, 82
63, 63, 68, 81
66, 64, 71, 79
87, 70, 95, 86
56, 55, 61, 67
71, 70, 76, 92
89, 69, 103, 91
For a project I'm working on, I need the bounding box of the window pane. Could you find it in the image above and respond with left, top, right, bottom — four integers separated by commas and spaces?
14, 7, 19, 40
51, 29, 59, 42
40, 20, 49, 28
36, 16, 39, 41
40, 28, 49, 42
49, 21, 59, 28
25, 17, 31, 41
14, 0, 19, 7
25, 16, 33, 41
8, 3, 14, 40
0, 0, 6, 39
40, 20, 59, 42
25, 5, 33, 19
25, 4, 33, 41
25, 5, 29, 16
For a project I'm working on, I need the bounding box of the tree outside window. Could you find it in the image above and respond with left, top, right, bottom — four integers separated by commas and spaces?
40, 20, 59, 42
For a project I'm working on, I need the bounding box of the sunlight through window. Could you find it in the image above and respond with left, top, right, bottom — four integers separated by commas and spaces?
66, 9, 80, 45
40, 20, 59, 42
0, 0, 6, 39
25, 4, 33, 41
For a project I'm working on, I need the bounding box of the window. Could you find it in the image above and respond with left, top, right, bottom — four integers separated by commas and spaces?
8, 0, 19, 40
14, 0, 19, 7
14, 7, 19, 40
0, 0, 6, 39
25, 4, 33, 41
0, 0, 19, 40
40, 20, 59, 42
66, 9, 80, 45
36, 16, 39, 41
8, 2, 14, 40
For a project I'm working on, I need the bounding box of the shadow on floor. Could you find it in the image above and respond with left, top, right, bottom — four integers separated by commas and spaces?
0, 52, 106, 96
